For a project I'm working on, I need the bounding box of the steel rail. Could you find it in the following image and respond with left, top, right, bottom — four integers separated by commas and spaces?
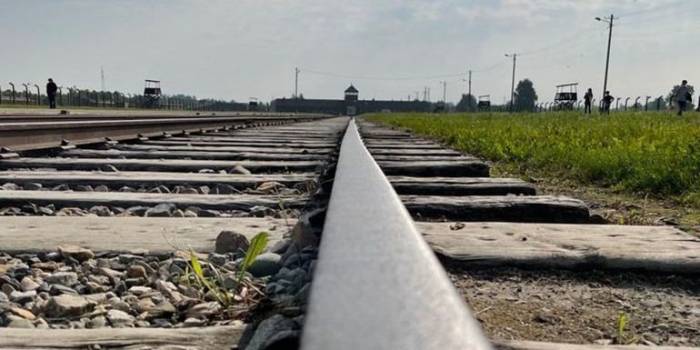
0, 114, 328, 152
0, 113, 318, 123
301, 119, 492, 350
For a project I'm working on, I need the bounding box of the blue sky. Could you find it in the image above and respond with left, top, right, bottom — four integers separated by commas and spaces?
2, 0, 698, 104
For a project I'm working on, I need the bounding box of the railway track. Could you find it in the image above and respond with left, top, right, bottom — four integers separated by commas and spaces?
0, 114, 698, 349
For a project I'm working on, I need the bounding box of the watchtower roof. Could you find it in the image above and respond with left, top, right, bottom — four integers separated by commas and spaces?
345, 85, 358, 93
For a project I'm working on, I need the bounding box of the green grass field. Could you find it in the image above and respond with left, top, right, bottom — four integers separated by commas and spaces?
365, 111, 700, 205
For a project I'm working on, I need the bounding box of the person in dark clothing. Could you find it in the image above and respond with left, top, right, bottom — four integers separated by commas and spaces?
583, 88, 593, 114
602, 91, 614, 114
46, 78, 58, 109
675, 80, 691, 116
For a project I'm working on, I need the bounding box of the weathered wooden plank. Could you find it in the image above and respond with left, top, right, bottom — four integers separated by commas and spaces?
184, 135, 337, 143
418, 222, 700, 274
378, 160, 490, 177
214, 131, 339, 139
359, 134, 413, 139
59, 149, 329, 161
143, 139, 336, 148
364, 139, 437, 146
0, 190, 306, 211
0, 158, 323, 173
365, 143, 445, 152
372, 155, 479, 162
388, 176, 536, 196
0, 170, 315, 189
0, 216, 292, 255
494, 339, 700, 350
167, 136, 336, 144
115, 144, 334, 154
369, 148, 463, 156
0, 325, 244, 349
402, 195, 590, 223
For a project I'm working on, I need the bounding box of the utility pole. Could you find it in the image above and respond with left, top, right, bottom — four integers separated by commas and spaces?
100, 66, 105, 92
596, 14, 615, 97
294, 67, 300, 98
468, 70, 472, 96
505, 53, 517, 112
441, 81, 447, 102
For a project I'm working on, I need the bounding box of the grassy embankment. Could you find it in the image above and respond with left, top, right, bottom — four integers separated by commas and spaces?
365, 111, 700, 209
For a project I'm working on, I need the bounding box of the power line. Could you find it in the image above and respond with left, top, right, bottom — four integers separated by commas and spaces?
300, 69, 466, 81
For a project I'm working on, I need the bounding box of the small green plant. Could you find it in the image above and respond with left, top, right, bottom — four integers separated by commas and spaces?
237, 231, 269, 283
614, 312, 640, 344
616, 312, 628, 342
182, 231, 269, 307
187, 250, 231, 305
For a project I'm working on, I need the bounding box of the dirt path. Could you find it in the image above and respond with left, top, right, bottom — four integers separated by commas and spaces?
449, 266, 700, 347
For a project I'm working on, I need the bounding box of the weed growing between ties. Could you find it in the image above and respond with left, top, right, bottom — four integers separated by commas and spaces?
183, 231, 269, 315
367, 111, 700, 206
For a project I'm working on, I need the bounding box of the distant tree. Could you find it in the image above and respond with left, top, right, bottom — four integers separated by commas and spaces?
456, 93, 477, 112
514, 79, 538, 112
667, 84, 695, 110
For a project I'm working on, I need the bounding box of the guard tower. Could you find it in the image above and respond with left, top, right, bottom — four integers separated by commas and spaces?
478, 95, 491, 111
554, 83, 578, 110
344, 85, 358, 102
344, 84, 358, 115
143, 80, 161, 108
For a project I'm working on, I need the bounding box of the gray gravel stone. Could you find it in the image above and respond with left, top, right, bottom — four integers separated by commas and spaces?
45, 272, 79, 286
20, 277, 40, 292
248, 253, 282, 277
45, 294, 94, 318
230, 165, 252, 175
126, 265, 147, 279
145, 203, 176, 217
87, 315, 107, 328
245, 314, 298, 350
186, 302, 221, 319
89, 205, 112, 217
215, 230, 249, 254
24, 183, 43, 191
7, 317, 35, 328
58, 245, 95, 262
10, 290, 36, 304
107, 309, 135, 328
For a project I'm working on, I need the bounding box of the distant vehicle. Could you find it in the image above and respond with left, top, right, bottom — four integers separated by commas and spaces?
143, 80, 161, 108
478, 95, 491, 111
554, 83, 578, 110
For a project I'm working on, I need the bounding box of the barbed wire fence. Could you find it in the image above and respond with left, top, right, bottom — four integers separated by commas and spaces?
0, 81, 257, 112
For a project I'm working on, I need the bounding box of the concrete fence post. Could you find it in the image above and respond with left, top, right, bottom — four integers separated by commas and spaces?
33, 84, 40, 106
9, 82, 16, 104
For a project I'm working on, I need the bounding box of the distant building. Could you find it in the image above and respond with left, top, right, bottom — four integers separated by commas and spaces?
271, 85, 431, 115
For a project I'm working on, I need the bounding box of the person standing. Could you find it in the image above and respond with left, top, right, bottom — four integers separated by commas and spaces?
602, 91, 614, 115
583, 88, 593, 114
675, 80, 691, 116
46, 78, 58, 109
